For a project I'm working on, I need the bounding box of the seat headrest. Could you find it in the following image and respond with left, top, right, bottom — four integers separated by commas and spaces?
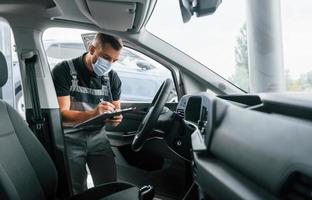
0, 51, 8, 87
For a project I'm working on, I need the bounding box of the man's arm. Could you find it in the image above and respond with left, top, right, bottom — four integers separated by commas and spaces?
58, 96, 115, 124
104, 71, 123, 126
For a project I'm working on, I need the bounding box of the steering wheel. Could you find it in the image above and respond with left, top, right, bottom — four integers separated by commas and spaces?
132, 78, 173, 152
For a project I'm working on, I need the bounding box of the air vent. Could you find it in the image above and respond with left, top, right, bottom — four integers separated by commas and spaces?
281, 173, 312, 200
176, 109, 185, 118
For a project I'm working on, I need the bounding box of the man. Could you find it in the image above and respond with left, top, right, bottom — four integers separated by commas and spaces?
52, 33, 123, 194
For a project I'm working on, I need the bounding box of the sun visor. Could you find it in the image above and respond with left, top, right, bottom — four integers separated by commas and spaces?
76, 0, 136, 32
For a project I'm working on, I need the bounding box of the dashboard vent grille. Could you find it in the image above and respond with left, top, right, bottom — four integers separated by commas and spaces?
176, 109, 185, 118
281, 173, 312, 200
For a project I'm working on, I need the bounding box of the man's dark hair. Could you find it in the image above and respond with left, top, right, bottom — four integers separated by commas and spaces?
95, 33, 123, 51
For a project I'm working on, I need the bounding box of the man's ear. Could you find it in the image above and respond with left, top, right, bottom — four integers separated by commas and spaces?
88, 44, 95, 55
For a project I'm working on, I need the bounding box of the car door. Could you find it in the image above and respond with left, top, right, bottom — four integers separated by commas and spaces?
103, 48, 187, 199
43, 28, 184, 198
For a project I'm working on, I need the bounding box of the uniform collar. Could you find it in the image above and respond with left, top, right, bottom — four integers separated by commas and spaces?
79, 52, 96, 78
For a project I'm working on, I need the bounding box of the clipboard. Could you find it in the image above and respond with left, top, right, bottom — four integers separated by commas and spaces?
73, 107, 136, 129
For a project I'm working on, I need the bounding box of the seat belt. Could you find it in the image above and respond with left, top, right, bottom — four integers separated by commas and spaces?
23, 52, 52, 154
23, 52, 73, 198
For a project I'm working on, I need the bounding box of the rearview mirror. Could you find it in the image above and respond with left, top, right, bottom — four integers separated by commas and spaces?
179, 0, 222, 23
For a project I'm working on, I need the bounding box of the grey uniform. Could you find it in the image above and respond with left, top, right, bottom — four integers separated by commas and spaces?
52, 55, 121, 194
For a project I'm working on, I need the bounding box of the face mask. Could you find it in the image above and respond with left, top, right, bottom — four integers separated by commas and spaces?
92, 57, 112, 76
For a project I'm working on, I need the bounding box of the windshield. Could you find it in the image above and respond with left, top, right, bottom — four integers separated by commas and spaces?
147, 0, 312, 92
147, 0, 247, 89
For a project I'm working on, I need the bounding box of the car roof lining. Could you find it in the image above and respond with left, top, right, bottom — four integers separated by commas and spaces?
0, 0, 156, 33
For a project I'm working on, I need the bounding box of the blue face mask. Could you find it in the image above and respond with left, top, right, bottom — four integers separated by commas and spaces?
92, 57, 112, 76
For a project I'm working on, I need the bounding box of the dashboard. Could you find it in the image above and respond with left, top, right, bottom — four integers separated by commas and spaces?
175, 92, 312, 200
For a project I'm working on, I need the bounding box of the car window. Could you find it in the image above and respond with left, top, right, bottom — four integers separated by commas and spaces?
43, 28, 177, 103
116, 47, 177, 102
281, 0, 312, 92
0, 18, 25, 119
45, 43, 85, 59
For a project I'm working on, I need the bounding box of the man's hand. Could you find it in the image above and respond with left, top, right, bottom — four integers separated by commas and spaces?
107, 100, 123, 127
57, 96, 123, 126
93, 101, 116, 115
105, 112, 123, 127
93, 101, 123, 126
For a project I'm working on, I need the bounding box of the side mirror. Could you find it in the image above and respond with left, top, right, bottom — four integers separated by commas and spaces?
179, 0, 222, 23
136, 61, 155, 70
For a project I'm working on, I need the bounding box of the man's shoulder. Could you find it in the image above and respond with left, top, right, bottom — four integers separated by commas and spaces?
51, 60, 72, 96
109, 69, 120, 79
52, 60, 70, 76
108, 70, 121, 84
